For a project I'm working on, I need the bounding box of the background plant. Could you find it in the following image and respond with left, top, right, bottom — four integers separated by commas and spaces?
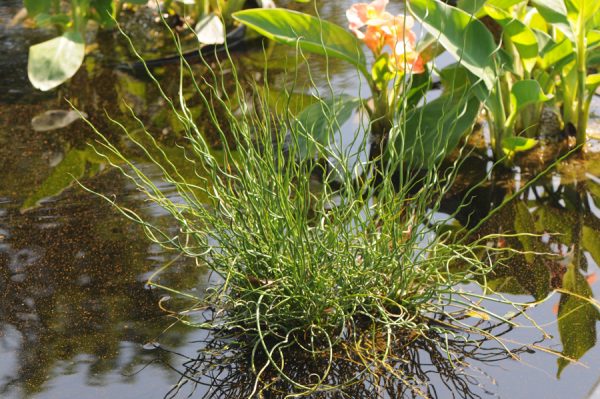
23, 0, 262, 91
233, 1, 481, 170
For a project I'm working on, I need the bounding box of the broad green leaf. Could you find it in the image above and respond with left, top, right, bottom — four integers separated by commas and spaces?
195, 14, 225, 45
371, 53, 393, 90
409, 0, 498, 89
24, 0, 51, 17
502, 136, 538, 156
293, 96, 361, 159
540, 38, 575, 71
564, 0, 600, 28
510, 79, 551, 112
457, 0, 524, 16
387, 95, 480, 169
233, 9, 367, 74
587, 30, 600, 50
557, 263, 600, 377
531, 0, 575, 42
485, 5, 538, 73
524, 8, 548, 32
21, 149, 87, 211
586, 74, 600, 90
583, 225, 600, 268
28, 32, 85, 91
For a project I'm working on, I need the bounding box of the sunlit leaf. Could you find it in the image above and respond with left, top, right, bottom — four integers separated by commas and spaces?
531, 0, 575, 42
556, 263, 600, 377
195, 13, 225, 45
28, 32, 85, 91
465, 310, 491, 320
586, 73, 600, 90
484, 5, 538, 74
457, 0, 524, 16
539, 38, 575, 71
233, 9, 367, 73
502, 136, 538, 157
371, 53, 393, 90
409, 0, 498, 89
510, 79, 551, 112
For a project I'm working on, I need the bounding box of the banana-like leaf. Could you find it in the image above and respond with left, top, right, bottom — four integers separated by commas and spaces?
503, 136, 537, 157
409, 0, 498, 90
531, 0, 575, 42
485, 5, 538, 74
387, 94, 480, 169
24, 0, 51, 17
233, 9, 367, 75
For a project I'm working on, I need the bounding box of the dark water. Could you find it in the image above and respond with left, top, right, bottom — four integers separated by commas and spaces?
1, 1, 600, 398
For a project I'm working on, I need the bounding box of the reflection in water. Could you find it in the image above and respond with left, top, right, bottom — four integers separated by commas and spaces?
163, 319, 528, 399
0, 172, 201, 397
442, 152, 600, 378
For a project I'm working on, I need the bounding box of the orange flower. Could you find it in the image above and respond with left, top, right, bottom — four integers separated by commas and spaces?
347, 2, 425, 74
383, 16, 425, 74
346, 0, 392, 41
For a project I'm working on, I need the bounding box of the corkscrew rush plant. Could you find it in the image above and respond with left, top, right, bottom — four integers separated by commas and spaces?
75, 3, 579, 396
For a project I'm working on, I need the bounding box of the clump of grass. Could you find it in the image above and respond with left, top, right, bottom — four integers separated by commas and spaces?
81, 30, 538, 396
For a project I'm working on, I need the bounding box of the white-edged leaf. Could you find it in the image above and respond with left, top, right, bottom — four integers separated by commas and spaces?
27, 32, 85, 91
195, 14, 225, 45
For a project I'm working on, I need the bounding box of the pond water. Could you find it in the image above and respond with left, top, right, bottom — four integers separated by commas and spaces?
2, 1, 600, 398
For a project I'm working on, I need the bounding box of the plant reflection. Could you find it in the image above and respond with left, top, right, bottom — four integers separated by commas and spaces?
162, 318, 529, 399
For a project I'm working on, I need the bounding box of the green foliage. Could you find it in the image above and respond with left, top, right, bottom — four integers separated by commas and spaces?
409, 0, 498, 90
388, 95, 480, 168
293, 96, 361, 159
24, 0, 253, 91
28, 32, 86, 91
79, 26, 536, 392
233, 8, 367, 75
235, 5, 478, 169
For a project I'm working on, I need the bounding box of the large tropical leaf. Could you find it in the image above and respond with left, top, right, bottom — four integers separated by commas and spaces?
28, 32, 85, 91
387, 94, 480, 169
233, 9, 367, 74
409, 0, 498, 89
484, 5, 538, 74
531, 0, 575, 42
